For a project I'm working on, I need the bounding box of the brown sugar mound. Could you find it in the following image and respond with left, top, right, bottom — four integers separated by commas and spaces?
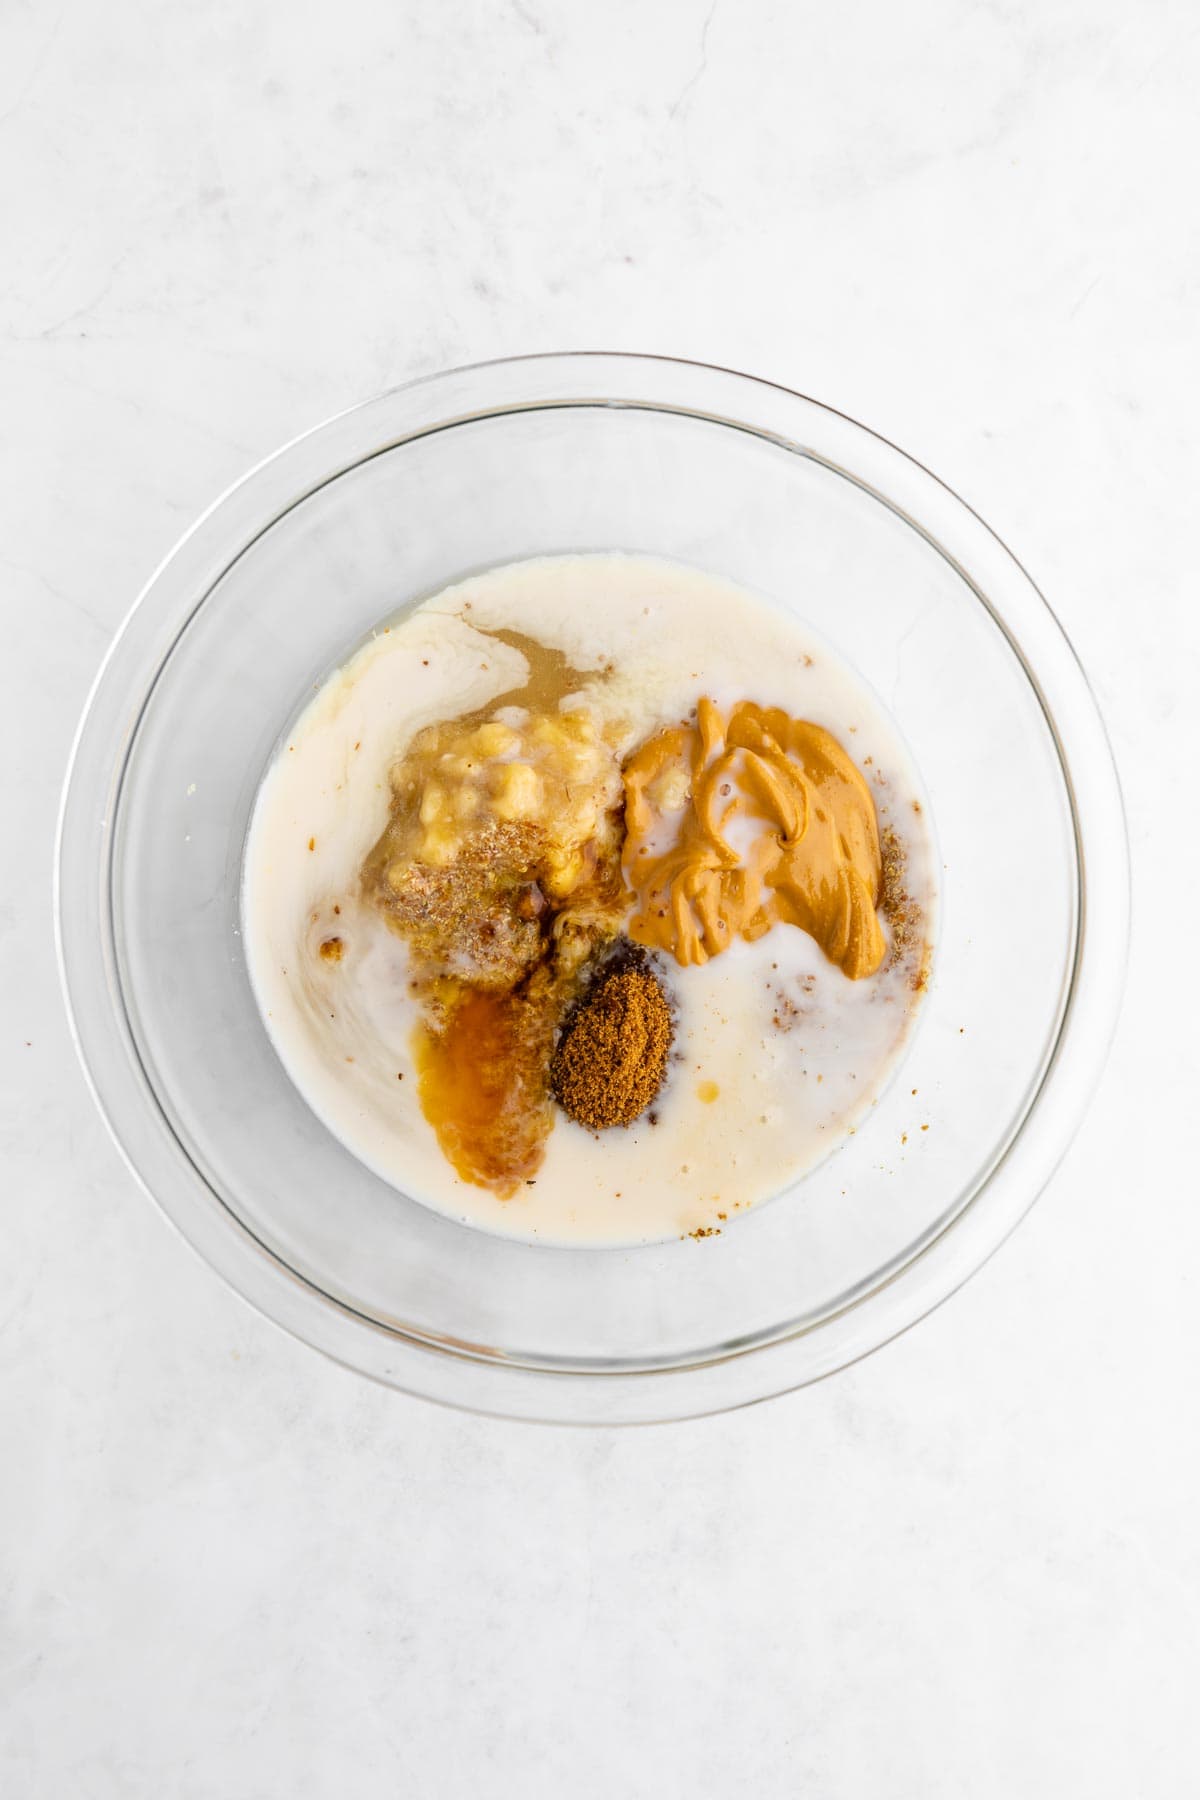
551, 957, 673, 1129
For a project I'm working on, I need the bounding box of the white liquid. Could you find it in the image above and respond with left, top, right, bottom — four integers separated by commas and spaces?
242, 555, 937, 1246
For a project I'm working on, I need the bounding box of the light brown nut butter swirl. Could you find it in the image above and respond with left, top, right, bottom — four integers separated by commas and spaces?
622, 698, 885, 978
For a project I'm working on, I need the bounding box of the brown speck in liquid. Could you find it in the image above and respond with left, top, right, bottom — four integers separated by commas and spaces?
307, 837, 315, 852
921, 1123, 929, 1131
333, 903, 341, 915
318, 936, 344, 963
901, 1133, 908, 1145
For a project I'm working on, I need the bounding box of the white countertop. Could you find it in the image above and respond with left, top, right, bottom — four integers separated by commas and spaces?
4, 2, 1197, 1793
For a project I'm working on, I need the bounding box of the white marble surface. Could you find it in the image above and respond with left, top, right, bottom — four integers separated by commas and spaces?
3, 0, 1198, 1792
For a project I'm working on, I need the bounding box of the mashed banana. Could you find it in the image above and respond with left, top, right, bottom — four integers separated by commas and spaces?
363, 702, 624, 992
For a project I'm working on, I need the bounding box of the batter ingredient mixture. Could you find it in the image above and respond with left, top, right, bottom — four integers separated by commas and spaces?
242, 553, 937, 1246
366, 679, 890, 1190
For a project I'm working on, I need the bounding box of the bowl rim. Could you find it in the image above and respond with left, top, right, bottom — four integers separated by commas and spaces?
55, 351, 1130, 1424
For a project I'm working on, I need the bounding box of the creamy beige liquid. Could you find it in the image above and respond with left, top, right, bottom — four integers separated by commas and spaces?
242, 555, 937, 1246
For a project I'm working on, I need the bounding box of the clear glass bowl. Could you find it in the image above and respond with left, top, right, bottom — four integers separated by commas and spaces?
56, 354, 1128, 1423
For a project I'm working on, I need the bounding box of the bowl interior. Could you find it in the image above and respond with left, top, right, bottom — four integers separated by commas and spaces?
109, 400, 1076, 1370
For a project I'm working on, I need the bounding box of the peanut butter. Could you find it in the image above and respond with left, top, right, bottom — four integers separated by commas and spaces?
622, 697, 885, 978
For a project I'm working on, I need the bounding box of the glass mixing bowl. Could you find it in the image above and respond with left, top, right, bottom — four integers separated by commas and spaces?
56, 354, 1128, 1423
